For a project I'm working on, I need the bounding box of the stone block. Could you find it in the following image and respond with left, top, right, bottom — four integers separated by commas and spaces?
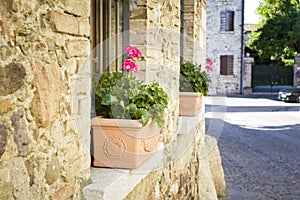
0, 98, 12, 114
78, 18, 90, 36
66, 39, 90, 58
198, 159, 218, 200
51, 180, 77, 200
11, 108, 30, 157
0, 15, 11, 44
30, 62, 63, 127
50, 11, 78, 35
0, 62, 26, 96
73, 75, 91, 98
130, 20, 147, 31
65, 155, 84, 182
24, 160, 34, 186
243, 87, 253, 95
45, 158, 62, 185
63, 0, 90, 17
10, 158, 30, 199
77, 95, 91, 115
77, 58, 91, 75
200, 136, 227, 198
64, 138, 80, 162
65, 58, 77, 75
131, 7, 147, 19
0, 124, 7, 157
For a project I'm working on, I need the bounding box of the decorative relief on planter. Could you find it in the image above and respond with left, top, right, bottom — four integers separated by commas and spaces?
143, 137, 158, 152
0, 62, 26, 96
103, 136, 127, 160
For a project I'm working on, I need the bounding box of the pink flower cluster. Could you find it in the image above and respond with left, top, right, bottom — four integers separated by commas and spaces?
205, 58, 213, 72
124, 45, 142, 58
123, 46, 142, 72
123, 59, 138, 72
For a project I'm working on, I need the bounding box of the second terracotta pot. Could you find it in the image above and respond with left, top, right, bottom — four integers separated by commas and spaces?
179, 92, 202, 116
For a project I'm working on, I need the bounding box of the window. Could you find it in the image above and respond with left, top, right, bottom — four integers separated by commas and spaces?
92, 0, 129, 74
220, 55, 234, 75
220, 11, 234, 31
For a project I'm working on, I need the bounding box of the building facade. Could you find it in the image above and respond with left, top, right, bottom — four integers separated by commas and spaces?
0, 0, 226, 199
206, 0, 244, 94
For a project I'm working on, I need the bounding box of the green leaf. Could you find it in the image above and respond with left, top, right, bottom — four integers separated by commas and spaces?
128, 104, 137, 114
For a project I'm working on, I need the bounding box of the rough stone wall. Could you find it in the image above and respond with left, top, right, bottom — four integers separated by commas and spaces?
0, 0, 91, 199
124, 1, 226, 199
124, 120, 226, 200
129, 0, 181, 144
206, 0, 243, 94
183, 0, 206, 65
129, 0, 206, 144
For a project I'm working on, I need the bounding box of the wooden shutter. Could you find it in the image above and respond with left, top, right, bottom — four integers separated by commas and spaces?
220, 11, 234, 31
226, 11, 234, 31
220, 55, 234, 75
220, 55, 227, 75
227, 55, 233, 74
220, 11, 226, 31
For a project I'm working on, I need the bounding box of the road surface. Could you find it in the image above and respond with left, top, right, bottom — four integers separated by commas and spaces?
205, 94, 300, 200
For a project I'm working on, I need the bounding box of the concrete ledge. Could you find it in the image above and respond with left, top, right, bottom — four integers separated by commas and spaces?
178, 114, 203, 134
82, 143, 164, 200
83, 114, 205, 199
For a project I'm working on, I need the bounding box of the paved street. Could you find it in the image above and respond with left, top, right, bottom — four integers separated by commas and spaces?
205, 94, 300, 200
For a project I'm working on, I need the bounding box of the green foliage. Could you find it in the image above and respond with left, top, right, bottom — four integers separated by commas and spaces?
179, 61, 211, 96
247, 0, 300, 64
95, 71, 168, 127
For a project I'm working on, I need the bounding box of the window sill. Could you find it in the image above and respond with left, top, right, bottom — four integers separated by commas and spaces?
82, 143, 164, 200
219, 31, 235, 34
83, 114, 204, 199
220, 74, 236, 77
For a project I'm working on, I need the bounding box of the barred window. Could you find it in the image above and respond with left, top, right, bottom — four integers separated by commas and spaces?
220, 55, 234, 75
220, 11, 234, 31
92, 0, 130, 74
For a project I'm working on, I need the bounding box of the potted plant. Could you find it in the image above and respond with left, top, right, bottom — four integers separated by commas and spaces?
179, 59, 212, 116
92, 46, 168, 169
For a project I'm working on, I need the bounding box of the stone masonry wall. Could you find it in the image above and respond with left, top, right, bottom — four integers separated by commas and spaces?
124, 115, 226, 199
183, 0, 206, 65
130, 0, 181, 144
0, 0, 91, 199
206, 0, 242, 94
124, 0, 226, 199
129, 0, 206, 144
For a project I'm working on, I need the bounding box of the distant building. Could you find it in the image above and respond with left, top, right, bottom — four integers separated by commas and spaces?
206, 0, 244, 94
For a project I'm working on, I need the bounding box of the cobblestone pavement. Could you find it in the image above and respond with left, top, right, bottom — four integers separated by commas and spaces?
205, 94, 300, 200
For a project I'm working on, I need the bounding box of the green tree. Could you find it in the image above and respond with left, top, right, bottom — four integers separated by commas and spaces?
247, 0, 300, 66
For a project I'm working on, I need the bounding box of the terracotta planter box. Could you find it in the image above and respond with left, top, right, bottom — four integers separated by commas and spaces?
91, 117, 160, 169
179, 92, 202, 116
